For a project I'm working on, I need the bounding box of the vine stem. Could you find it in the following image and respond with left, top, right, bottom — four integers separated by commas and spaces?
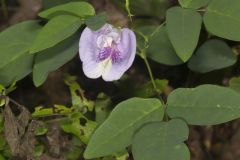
143, 56, 157, 90
1, 0, 8, 19
125, 0, 133, 22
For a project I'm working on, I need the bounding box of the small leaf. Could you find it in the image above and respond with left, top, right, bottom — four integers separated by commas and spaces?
166, 7, 202, 62
61, 118, 97, 144
32, 106, 53, 117
203, 0, 240, 41
84, 98, 164, 159
146, 26, 184, 65
42, 0, 88, 9
133, 79, 168, 98
54, 105, 73, 114
34, 145, 44, 157
33, 34, 79, 87
167, 85, 240, 125
132, 119, 190, 160
188, 39, 237, 73
0, 53, 34, 86
64, 75, 94, 112
229, 77, 240, 93
39, 2, 95, 19
0, 21, 41, 86
34, 127, 48, 136
95, 93, 112, 124
179, 0, 210, 9
30, 15, 82, 54
114, 151, 129, 160
86, 12, 107, 31
32, 105, 73, 117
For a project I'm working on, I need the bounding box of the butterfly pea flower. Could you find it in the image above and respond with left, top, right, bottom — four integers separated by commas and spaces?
79, 24, 136, 81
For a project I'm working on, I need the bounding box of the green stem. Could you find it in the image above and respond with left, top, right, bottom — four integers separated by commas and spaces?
125, 0, 133, 22
143, 56, 157, 90
1, 0, 8, 19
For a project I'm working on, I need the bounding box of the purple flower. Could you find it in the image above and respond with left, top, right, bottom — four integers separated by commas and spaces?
79, 24, 136, 81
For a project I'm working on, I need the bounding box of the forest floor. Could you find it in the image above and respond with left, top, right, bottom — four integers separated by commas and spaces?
1, 0, 240, 160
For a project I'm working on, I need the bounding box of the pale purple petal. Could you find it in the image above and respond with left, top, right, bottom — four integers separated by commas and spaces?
79, 23, 136, 81
82, 61, 102, 79
102, 29, 136, 81
79, 28, 98, 62
117, 28, 136, 70
102, 64, 125, 81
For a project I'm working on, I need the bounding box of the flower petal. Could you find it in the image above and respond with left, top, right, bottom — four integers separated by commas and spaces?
117, 28, 137, 71
79, 27, 98, 63
82, 61, 103, 79
102, 64, 125, 81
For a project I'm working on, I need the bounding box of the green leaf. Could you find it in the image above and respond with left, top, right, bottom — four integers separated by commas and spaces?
146, 26, 184, 65
64, 75, 94, 112
33, 145, 44, 157
0, 21, 41, 68
167, 85, 240, 125
43, 0, 87, 9
204, 0, 240, 41
113, 151, 129, 160
34, 127, 48, 136
32, 105, 73, 117
85, 12, 107, 31
95, 93, 112, 124
61, 118, 97, 144
32, 106, 53, 117
39, 2, 95, 19
133, 79, 168, 98
33, 34, 79, 87
229, 77, 240, 93
188, 39, 237, 73
0, 21, 41, 86
30, 15, 82, 54
0, 53, 34, 86
132, 119, 190, 160
84, 98, 164, 159
166, 7, 202, 62
179, 0, 210, 9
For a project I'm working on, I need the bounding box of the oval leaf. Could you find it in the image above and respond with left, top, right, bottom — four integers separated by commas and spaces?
132, 119, 190, 160
0, 54, 34, 86
0, 21, 41, 69
203, 0, 240, 41
33, 34, 79, 87
167, 85, 240, 125
30, 15, 82, 54
229, 77, 240, 93
188, 39, 237, 73
85, 12, 107, 31
147, 26, 184, 65
179, 0, 210, 9
39, 2, 95, 19
166, 7, 202, 62
0, 21, 41, 86
84, 98, 164, 159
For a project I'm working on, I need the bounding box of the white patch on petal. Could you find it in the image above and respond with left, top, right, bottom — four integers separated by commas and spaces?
82, 62, 104, 79
102, 59, 112, 76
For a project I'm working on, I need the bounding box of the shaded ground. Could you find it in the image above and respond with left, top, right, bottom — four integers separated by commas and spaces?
1, 0, 240, 160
